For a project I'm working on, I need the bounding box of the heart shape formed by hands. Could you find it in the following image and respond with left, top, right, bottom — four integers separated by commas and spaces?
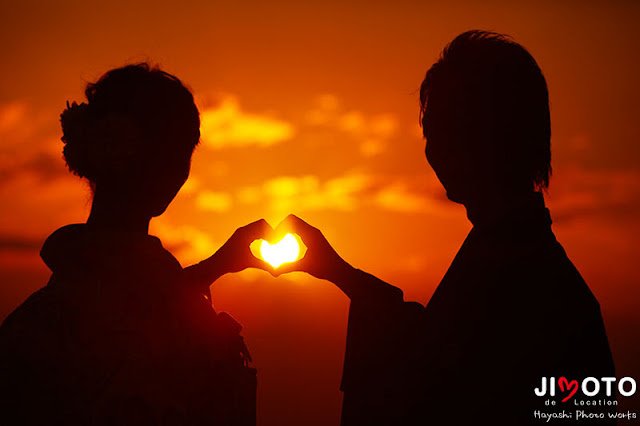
558, 377, 579, 402
255, 233, 301, 268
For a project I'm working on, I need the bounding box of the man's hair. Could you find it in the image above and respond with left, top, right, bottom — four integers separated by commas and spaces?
420, 30, 551, 190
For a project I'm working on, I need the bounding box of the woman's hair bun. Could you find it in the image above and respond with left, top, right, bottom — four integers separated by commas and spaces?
60, 63, 200, 183
60, 101, 141, 181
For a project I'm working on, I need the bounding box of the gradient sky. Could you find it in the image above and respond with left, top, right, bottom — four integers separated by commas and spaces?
1, 1, 639, 424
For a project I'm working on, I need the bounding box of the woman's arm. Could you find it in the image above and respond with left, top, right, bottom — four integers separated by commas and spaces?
183, 219, 274, 292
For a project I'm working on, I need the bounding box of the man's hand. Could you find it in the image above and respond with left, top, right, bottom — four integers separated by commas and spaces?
272, 214, 354, 283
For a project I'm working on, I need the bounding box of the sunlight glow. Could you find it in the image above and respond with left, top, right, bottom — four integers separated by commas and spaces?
260, 234, 300, 268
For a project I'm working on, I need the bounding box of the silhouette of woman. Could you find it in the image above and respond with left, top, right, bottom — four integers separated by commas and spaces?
0, 63, 271, 425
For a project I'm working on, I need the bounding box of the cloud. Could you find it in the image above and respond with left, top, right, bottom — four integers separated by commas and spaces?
199, 96, 294, 149
225, 164, 636, 222
195, 190, 233, 212
305, 94, 398, 157
305, 94, 341, 126
258, 173, 371, 212
339, 111, 365, 133
375, 184, 431, 213
0, 235, 42, 251
0, 151, 66, 185
0, 102, 68, 186
359, 139, 386, 157
233, 171, 453, 216
367, 114, 397, 140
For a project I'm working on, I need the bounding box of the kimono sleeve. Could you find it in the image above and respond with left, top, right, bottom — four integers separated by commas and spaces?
339, 270, 426, 426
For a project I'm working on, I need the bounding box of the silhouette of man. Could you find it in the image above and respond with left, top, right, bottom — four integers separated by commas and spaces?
273, 31, 616, 425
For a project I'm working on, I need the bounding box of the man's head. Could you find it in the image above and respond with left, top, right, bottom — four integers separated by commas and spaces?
420, 30, 551, 204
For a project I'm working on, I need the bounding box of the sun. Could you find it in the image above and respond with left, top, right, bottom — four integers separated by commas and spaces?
260, 234, 301, 268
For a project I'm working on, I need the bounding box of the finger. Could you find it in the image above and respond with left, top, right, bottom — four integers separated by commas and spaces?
241, 218, 275, 241
275, 214, 321, 242
282, 214, 317, 232
272, 263, 301, 277
272, 257, 309, 277
246, 256, 276, 275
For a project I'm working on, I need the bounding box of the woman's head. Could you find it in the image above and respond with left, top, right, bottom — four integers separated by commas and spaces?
60, 63, 200, 217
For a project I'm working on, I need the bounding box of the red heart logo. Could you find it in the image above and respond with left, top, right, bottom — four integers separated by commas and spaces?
558, 377, 579, 402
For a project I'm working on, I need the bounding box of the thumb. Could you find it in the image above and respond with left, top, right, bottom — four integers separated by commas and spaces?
272, 258, 307, 277
247, 255, 276, 275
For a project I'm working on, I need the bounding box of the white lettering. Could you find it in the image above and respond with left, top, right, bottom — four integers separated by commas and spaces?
582, 377, 600, 397
601, 377, 616, 396
619, 377, 637, 397
535, 377, 548, 397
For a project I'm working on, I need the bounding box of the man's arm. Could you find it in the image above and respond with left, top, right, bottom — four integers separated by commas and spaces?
271, 214, 426, 425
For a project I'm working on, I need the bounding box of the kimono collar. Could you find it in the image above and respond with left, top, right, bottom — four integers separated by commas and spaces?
465, 191, 552, 232
40, 223, 177, 277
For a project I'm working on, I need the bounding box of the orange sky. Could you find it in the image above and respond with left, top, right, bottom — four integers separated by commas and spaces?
1, 1, 639, 424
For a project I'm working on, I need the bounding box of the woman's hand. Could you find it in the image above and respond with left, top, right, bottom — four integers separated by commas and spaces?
184, 219, 274, 289
216, 218, 275, 274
